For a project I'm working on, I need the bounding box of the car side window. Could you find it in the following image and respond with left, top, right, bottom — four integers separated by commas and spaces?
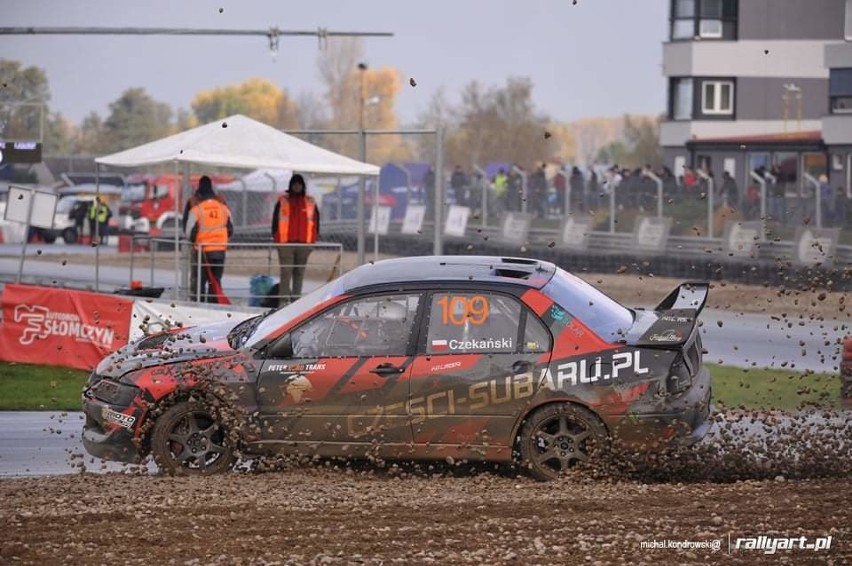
290, 293, 421, 358
426, 291, 524, 354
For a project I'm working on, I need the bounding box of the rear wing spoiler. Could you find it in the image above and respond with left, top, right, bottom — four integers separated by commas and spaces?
655, 282, 709, 315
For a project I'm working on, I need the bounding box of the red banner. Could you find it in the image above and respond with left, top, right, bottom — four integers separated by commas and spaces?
0, 284, 133, 371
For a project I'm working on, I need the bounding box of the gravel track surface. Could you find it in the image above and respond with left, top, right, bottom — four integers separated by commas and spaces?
5, 251, 851, 564
1, 470, 850, 565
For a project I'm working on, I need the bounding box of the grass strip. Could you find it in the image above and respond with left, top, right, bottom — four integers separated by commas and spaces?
0, 362, 841, 412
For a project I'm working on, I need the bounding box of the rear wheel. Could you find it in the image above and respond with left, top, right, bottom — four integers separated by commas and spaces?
518, 403, 607, 481
150, 401, 236, 475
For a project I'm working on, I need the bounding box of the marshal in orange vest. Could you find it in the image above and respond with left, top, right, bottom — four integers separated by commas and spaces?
191, 199, 230, 252
275, 194, 318, 244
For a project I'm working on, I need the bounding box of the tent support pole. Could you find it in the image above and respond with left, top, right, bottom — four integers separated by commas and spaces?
95, 164, 101, 292
357, 130, 366, 266
434, 126, 444, 256
176, 162, 187, 300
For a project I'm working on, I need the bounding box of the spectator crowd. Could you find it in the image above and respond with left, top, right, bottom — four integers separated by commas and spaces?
419, 162, 850, 229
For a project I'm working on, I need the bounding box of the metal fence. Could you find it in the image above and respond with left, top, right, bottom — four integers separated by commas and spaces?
128, 236, 343, 305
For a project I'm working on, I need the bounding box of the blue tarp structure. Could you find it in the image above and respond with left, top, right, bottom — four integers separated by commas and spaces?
321, 163, 419, 220
402, 162, 430, 187
482, 162, 512, 179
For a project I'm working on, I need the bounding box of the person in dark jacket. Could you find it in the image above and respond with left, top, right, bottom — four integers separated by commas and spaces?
450, 165, 468, 206
70, 199, 89, 243
721, 171, 739, 208
569, 166, 585, 213
272, 174, 320, 305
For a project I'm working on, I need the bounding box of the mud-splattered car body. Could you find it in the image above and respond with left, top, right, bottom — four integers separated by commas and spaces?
82, 256, 712, 475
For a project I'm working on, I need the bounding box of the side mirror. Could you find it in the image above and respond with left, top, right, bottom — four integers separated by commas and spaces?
267, 333, 293, 359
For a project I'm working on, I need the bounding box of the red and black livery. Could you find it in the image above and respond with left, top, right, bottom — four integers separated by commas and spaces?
82, 255, 712, 480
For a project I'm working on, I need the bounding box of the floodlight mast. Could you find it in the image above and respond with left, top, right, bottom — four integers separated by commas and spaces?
0, 26, 394, 52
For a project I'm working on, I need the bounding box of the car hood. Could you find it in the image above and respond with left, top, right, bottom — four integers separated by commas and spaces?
96, 319, 240, 379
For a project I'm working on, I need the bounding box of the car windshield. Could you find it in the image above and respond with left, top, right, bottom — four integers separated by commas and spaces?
55, 197, 78, 213
243, 277, 348, 349
122, 183, 147, 203
543, 268, 634, 342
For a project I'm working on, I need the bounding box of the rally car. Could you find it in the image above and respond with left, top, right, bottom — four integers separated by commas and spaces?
82, 255, 712, 480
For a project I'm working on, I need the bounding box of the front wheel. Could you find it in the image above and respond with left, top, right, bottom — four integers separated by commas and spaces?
518, 403, 608, 481
62, 227, 78, 244
150, 401, 236, 475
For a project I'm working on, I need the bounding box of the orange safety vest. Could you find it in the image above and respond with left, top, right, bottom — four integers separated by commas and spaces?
192, 199, 229, 252
188, 193, 226, 208
277, 194, 317, 243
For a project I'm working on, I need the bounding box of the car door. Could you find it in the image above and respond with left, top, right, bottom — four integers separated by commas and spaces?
256, 292, 423, 449
407, 290, 553, 452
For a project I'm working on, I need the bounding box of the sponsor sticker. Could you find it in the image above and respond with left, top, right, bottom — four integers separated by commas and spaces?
280, 374, 312, 403
549, 305, 569, 324
267, 362, 326, 373
659, 314, 692, 324
648, 329, 683, 343
430, 360, 462, 372
101, 407, 136, 429
14, 304, 116, 348
541, 350, 650, 389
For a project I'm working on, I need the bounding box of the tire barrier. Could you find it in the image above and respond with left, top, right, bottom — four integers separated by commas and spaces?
314, 229, 852, 292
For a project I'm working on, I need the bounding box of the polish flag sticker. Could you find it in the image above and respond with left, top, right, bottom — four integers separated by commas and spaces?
431, 339, 448, 352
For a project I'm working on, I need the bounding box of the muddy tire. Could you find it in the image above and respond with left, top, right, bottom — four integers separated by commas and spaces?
150, 401, 236, 475
518, 403, 608, 481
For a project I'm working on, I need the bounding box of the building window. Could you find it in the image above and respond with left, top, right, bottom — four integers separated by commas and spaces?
846, 0, 852, 41
701, 80, 734, 115
829, 68, 852, 114
670, 78, 694, 119
670, 0, 737, 40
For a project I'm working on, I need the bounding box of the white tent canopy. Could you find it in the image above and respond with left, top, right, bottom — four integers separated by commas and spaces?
95, 114, 380, 176
217, 168, 293, 193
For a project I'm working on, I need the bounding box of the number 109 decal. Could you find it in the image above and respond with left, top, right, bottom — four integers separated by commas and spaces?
436, 294, 489, 325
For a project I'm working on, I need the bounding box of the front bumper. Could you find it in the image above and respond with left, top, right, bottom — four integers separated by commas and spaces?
611, 365, 713, 450
81, 394, 146, 464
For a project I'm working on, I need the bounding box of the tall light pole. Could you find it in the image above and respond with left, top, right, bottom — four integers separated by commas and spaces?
358, 62, 368, 131
783, 83, 802, 135
356, 62, 368, 265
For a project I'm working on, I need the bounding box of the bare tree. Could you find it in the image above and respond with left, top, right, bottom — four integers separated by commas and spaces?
318, 37, 365, 130
414, 86, 454, 164
447, 76, 551, 169
295, 90, 327, 130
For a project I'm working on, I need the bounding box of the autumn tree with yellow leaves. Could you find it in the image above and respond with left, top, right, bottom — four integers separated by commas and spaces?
191, 77, 299, 130
315, 38, 411, 164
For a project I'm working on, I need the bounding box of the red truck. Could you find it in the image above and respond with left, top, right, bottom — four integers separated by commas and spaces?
119, 174, 235, 234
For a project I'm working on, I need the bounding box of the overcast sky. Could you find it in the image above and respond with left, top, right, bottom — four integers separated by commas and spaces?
2, 0, 668, 125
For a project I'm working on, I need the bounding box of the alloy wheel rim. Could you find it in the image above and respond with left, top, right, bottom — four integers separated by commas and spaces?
166, 410, 227, 471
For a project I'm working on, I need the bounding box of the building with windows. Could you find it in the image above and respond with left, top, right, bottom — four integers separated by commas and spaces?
661, 0, 852, 223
